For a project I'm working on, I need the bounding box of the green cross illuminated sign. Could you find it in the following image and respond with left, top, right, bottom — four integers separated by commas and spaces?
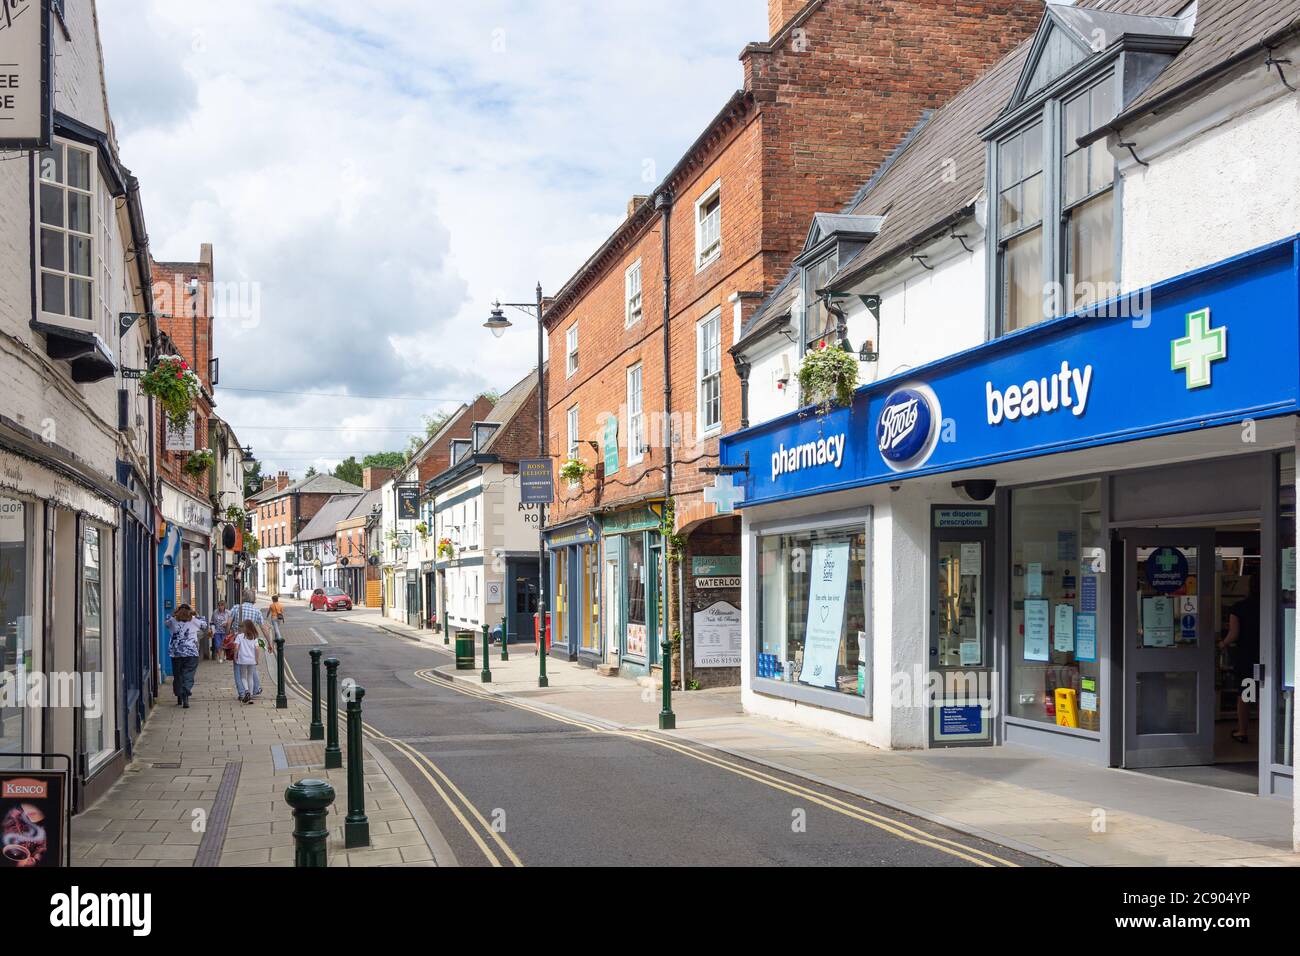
1171, 307, 1226, 389
1155, 550, 1180, 572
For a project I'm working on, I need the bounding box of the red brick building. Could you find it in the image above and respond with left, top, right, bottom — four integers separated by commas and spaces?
542, 0, 1044, 684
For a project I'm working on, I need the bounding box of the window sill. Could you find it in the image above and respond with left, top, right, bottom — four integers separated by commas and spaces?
31, 320, 117, 383
753, 676, 871, 718
695, 251, 721, 274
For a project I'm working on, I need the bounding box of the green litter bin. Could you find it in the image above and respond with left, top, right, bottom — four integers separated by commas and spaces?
455, 630, 475, 671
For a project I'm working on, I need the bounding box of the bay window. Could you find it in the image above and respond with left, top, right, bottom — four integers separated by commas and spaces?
38, 141, 96, 326
996, 121, 1045, 332
1062, 78, 1117, 309
802, 250, 840, 348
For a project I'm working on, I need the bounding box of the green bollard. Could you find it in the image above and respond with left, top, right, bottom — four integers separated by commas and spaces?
284, 778, 335, 868
659, 638, 676, 730
344, 684, 369, 848
323, 657, 342, 769
481, 623, 492, 683
308, 648, 324, 741
274, 626, 288, 710
501, 616, 509, 661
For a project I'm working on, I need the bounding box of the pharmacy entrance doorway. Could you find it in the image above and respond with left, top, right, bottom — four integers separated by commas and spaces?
1119, 525, 1261, 792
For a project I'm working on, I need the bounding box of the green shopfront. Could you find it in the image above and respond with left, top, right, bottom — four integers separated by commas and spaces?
600, 505, 664, 678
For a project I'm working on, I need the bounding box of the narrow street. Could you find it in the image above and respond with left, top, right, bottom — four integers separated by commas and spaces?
277, 610, 1039, 867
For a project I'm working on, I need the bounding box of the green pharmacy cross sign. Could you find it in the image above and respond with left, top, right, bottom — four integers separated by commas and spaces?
1171, 307, 1226, 389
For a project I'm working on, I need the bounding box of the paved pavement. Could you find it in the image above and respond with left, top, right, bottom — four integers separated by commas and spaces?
72, 642, 439, 867
343, 603, 1300, 867
280, 605, 1040, 866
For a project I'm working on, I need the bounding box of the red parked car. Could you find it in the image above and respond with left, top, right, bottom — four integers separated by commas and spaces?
310, 587, 353, 612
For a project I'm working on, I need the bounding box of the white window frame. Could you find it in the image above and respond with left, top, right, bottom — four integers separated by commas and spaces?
37, 138, 100, 335
565, 323, 579, 378
694, 180, 722, 271
625, 259, 643, 327
566, 405, 580, 461
697, 309, 722, 436
626, 363, 644, 466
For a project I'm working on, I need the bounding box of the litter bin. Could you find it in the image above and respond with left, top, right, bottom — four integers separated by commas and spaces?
454, 630, 475, 671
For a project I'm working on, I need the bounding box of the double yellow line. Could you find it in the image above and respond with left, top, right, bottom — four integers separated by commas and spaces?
277, 652, 522, 867
414, 668, 1019, 868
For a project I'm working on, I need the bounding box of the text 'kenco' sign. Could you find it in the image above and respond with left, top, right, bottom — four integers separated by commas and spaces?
0, 0, 52, 149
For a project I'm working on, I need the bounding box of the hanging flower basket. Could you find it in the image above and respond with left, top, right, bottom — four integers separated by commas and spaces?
225, 504, 246, 525
559, 458, 591, 483
140, 356, 202, 430
437, 537, 454, 560
797, 340, 859, 417
183, 448, 214, 477
415, 520, 429, 538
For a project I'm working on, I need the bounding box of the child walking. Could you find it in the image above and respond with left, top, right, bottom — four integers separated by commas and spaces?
235, 620, 262, 704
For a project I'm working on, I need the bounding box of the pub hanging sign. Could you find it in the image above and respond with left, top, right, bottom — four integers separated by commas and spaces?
0, 0, 53, 151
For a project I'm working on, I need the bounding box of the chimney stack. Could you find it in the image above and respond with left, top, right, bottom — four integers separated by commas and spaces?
261, 477, 276, 492
627, 195, 650, 219
768, 0, 804, 39
277, 470, 290, 491
363, 466, 395, 491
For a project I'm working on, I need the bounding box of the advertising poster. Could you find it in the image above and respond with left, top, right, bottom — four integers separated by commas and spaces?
693, 601, 741, 668
0, 769, 67, 867
1026, 563, 1043, 597
1054, 604, 1074, 652
1285, 607, 1295, 690
1023, 599, 1050, 661
625, 622, 647, 658
1142, 596, 1175, 646
799, 541, 850, 689
959, 542, 982, 576
1075, 613, 1097, 661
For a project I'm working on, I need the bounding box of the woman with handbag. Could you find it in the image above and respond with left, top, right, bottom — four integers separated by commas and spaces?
166, 605, 202, 709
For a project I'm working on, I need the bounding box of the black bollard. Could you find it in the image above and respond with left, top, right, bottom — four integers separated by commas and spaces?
274, 625, 288, 710
308, 648, 324, 741
324, 657, 342, 769
500, 615, 509, 661
344, 684, 369, 848
284, 778, 335, 868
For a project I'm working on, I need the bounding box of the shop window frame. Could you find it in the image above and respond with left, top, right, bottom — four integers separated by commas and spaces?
748, 505, 873, 719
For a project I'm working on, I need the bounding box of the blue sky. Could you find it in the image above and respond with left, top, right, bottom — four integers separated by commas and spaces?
98, 0, 767, 474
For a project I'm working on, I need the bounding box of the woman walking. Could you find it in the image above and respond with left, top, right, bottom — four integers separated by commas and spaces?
211, 601, 230, 661
167, 604, 202, 708
234, 620, 263, 705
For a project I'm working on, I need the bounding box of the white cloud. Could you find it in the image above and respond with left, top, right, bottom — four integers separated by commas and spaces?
99, 0, 765, 476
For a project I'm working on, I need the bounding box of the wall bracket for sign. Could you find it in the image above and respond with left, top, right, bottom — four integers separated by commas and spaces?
2, 754, 72, 867
701, 453, 748, 476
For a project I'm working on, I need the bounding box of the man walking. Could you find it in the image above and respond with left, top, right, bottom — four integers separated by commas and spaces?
229, 589, 272, 699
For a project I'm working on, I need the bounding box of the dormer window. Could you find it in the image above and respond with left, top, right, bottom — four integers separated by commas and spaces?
984, 5, 1192, 334
802, 250, 839, 347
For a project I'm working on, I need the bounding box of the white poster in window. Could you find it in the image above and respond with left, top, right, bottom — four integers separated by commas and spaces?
960, 542, 981, 576
1142, 596, 1175, 647
693, 601, 741, 668
1285, 607, 1295, 690
1023, 599, 1049, 661
1026, 563, 1043, 597
1054, 603, 1074, 652
1284, 549, 1296, 591
799, 541, 850, 690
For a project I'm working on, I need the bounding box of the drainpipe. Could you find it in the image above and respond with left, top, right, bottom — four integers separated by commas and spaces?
655, 189, 678, 687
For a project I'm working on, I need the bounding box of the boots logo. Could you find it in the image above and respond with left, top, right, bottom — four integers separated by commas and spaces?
877, 385, 941, 472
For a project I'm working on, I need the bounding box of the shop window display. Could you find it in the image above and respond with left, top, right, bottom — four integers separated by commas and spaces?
0, 497, 30, 764
757, 524, 868, 695
1010, 480, 1103, 728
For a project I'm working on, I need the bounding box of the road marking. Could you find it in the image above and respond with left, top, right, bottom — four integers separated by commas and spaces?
414, 669, 1017, 868
278, 654, 519, 868
308, 628, 328, 644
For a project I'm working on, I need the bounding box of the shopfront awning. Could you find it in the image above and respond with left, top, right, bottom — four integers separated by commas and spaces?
720, 235, 1300, 508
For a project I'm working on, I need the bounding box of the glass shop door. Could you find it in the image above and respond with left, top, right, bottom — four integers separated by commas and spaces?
929, 509, 995, 746
1122, 529, 1218, 768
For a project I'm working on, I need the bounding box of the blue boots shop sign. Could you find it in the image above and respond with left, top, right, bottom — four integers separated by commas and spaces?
721, 236, 1300, 507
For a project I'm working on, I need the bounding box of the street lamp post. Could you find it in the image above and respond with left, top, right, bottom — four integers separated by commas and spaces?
485, 284, 549, 689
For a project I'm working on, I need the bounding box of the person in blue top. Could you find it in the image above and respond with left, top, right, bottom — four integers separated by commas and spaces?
166, 604, 202, 709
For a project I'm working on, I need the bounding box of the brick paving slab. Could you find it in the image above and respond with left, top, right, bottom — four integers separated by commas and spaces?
72, 654, 442, 867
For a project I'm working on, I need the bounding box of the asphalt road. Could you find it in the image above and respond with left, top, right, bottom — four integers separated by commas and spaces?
277, 610, 1043, 868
